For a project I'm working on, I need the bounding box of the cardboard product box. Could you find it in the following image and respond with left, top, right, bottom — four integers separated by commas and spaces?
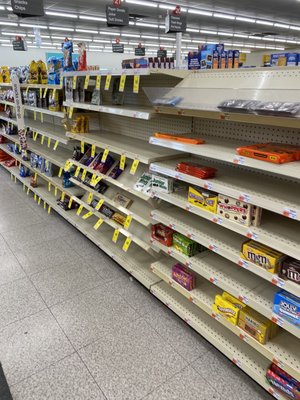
173, 232, 200, 257
233, 50, 240, 68
151, 174, 173, 193
238, 307, 274, 344
200, 50, 213, 69
171, 263, 196, 291
217, 194, 252, 226
273, 290, 300, 327
213, 50, 219, 69
278, 257, 300, 285
188, 51, 201, 70
222, 292, 246, 310
212, 294, 241, 325
227, 50, 234, 69
219, 51, 227, 69
188, 186, 218, 214
286, 53, 299, 66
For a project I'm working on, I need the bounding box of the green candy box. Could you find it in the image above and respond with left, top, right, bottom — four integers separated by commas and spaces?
173, 233, 202, 257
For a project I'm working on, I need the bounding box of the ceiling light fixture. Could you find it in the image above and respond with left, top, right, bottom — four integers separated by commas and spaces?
46, 11, 77, 18
234, 34, 249, 38
99, 30, 120, 35
248, 36, 262, 40
0, 39, 10, 42
73, 37, 93, 42
136, 22, 159, 27
79, 15, 106, 22
188, 9, 212, 16
274, 23, 290, 29
159, 4, 187, 11
214, 13, 235, 20
218, 32, 234, 36
6, 6, 12, 11
93, 39, 111, 43
236, 16, 255, 23
290, 25, 300, 31
49, 26, 74, 31
20, 23, 48, 29
275, 46, 285, 50
121, 33, 140, 38
200, 29, 217, 35
186, 28, 199, 32
0, 21, 18, 26
286, 39, 297, 43
256, 20, 274, 26
2, 32, 26, 36
126, 0, 157, 7
76, 29, 98, 34
141, 35, 159, 39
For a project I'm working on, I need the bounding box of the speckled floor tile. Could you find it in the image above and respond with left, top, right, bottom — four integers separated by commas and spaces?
63, 232, 104, 258
0, 309, 74, 386
85, 253, 131, 282
10, 353, 105, 400
192, 347, 272, 400
144, 365, 220, 400
79, 318, 188, 400
0, 208, 43, 233
30, 259, 104, 307
51, 285, 139, 349
0, 277, 46, 329
14, 239, 80, 275
0, 251, 25, 285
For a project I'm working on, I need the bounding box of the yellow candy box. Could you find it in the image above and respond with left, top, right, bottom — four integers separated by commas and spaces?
212, 294, 241, 325
188, 186, 218, 214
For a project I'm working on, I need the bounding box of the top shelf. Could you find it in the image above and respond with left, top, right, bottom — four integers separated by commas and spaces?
62, 68, 189, 79
0, 83, 62, 89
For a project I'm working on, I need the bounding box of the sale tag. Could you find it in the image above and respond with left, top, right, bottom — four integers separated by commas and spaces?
133, 75, 140, 94
120, 154, 126, 170
246, 230, 258, 240
93, 176, 102, 186
74, 166, 81, 178
52, 89, 57, 99
271, 275, 285, 288
119, 74, 126, 92
68, 107, 74, 119
238, 258, 249, 270
64, 160, 72, 172
34, 193, 37, 202
41, 135, 45, 145
272, 314, 284, 327
238, 193, 251, 203
54, 186, 58, 196
39, 88, 43, 98
94, 218, 104, 230
80, 141, 85, 154
204, 181, 214, 191
77, 204, 84, 216
84, 75, 90, 90
34, 173, 37, 180
101, 148, 109, 162
38, 197, 41, 205
96, 75, 101, 90
122, 237, 132, 252
95, 198, 104, 211
112, 228, 120, 243
283, 207, 297, 220
124, 215, 132, 230
104, 74, 112, 91
43, 87, 48, 98
44, 201, 46, 210
26, 87, 29, 96
47, 137, 51, 148
90, 174, 97, 186
68, 197, 73, 208
91, 144, 96, 158
48, 205, 51, 214
58, 167, 63, 177
40, 113, 43, 123
53, 140, 59, 150
61, 192, 66, 202
130, 159, 139, 175
82, 211, 93, 220
81, 169, 87, 181
33, 131, 38, 141
73, 76, 77, 89
233, 155, 245, 165
87, 192, 93, 204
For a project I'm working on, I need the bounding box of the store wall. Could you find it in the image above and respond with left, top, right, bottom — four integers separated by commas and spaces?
244, 48, 300, 67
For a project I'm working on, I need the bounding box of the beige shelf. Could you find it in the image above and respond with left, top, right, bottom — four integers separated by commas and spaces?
24, 105, 65, 118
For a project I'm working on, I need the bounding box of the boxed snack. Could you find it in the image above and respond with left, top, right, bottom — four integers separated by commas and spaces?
112, 212, 126, 226
279, 258, 300, 285
200, 50, 213, 69
188, 186, 218, 214
134, 172, 152, 194
172, 232, 200, 257
212, 50, 219, 69
266, 364, 300, 400
151, 174, 173, 193
273, 290, 300, 327
99, 204, 115, 219
176, 162, 216, 179
212, 294, 241, 325
219, 51, 227, 69
188, 51, 201, 70
236, 143, 300, 164
238, 307, 276, 344
233, 50, 240, 68
151, 223, 173, 247
241, 240, 286, 273
227, 50, 234, 69
172, 263, 196, 291
113, 193, 132, 208
222, 292, 246, 310
217, 194, 254, 226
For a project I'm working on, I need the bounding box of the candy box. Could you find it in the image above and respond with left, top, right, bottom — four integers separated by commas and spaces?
212, 294, 240, 325
171, 263, 196, 291
241, 240, 286, 273
279, 258, 300, 285
99, 204, 115, 219
151, 174, 173, 193
113, 193, 132, 208
222, 292, 246, 310
238, 307, 275, 344
112, 212, 126, 226
172, 232, 200, 257
233, 50, 240, 68
217, 194, 252, 226
270, 363, 300, 390
151, 223, 173, 247
188, 186, 218, 214
134, 172, 152, 194
267, 364, 300, 400
273, 290, 300, 327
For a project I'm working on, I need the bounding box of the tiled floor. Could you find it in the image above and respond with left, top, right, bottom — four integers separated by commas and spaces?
0, 168, 272, 400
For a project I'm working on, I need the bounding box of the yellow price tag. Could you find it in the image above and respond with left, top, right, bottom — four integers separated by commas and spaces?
74, 166, 81, 178
73, 76, 77, 89
53, 140, 59, 150
52, 89, 57, 99
48, 205, 51, 214
120, 154, 126, 171
101, 148, 109, 162
68, 197, 73, 208
81, 169, 87, 181
94, 218, 104, 230
25, 87, 29, 96
64, 160, 72, 172
27, 187, 30, 195
38, 197, 41, 205
54, 186, 58, 196
122, 237, 132, 252
84, 75, 90, 89
61, 192, 66, 202
47, 137, 51, 148
112, 228, 120, 243
68, 107, 74, 119
80, 141, 85, 154
76, 204, 84, 216
87, 192, 93, 204
39, 88, 43, 98
91, 144, 96, 158
130, 159, 139, 175
41, 135, 45, 145
104, 74, 112, 91
133, 75, 140, 94
93, 176, 102, 186
96, 75, 101, 90
40, 113, 43, 123
33, 131, 38, 141
58, 167, 63, 177
119, 74, 126, 92
44, 201, 47, 210
34, 173, 37, 180
95, 198, 104, 211
43, 87, 48, 98
82, 211, 93, 220
34, 111, 37, 121
90, 173, 97, 186
124, 215, 132, 230
34, 193, 37, 202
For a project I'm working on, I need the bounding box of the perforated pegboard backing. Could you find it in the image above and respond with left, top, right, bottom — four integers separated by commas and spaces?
99, 113, 192, 141
193, 118, 300, 146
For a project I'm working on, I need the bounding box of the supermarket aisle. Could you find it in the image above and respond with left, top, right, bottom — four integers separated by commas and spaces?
0, 168, 272, 400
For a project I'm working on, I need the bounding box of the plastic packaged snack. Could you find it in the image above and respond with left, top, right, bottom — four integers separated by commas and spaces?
253, 101, 300, 116
62, 39, 74, 71
134, 173, 152, 193
176, 162, 216, 179
77, 42, 87, 71
266, 364, 300, 400
218, 99, 260, 113
236, 143, 300, 164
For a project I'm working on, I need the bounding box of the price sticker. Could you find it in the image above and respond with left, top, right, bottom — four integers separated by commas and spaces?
25, 87, 29, 96
209, 277, 218, 285
68, 107, 74, 119
232, 358, 242, 368
271, 275, 285, 288
48, 205, 52, 214
133, 75, 140, 94
208, 244, 218, 253
246, 230, 258, 240
64, 160, 73, 172
122, 237, 132, 252
272, 314, 284, 327
233, 155, 245, 165
211, 312, 221, 321
272, 358, 285, 370
101, 148, 109, 162
104, 74, 112, 91
43, 87, 48, 98
119, 74, 126, 92
58, 167, 63, 177
204, 182, 214, 191
212, 216, 223, 225
38, 197, 41, 205
120, 154, 126, 170
87, 192, 93, 204
52, 89, 57, 99
40, 135, 45, 145
124, 215, 132, 230
81, 169, 87, 181
92, 176, 102, 186
82, 211, 93, 220
94, 218, 104, 230
238, 294, 249, 304
238, 193, 251, 203
53, 140, 59, 150
33, 111, 37, 121
47, 137, 51, 148
238, 258, 249, 270
74, 166, 81, 178
96, 75, 101, 90
33, 131, 38, 141
130, 159, 139, 175
91, 144, 96, 158
54, 186, 58, 196
68, 197, 73, 208
44, 201, 47, 210
34, 193, 37, 202
282, 207, 297, 220
84, 75, 90, 90
76, 204, 84, 216
80, 141, 85, 154
73, 76, 77, 89
61, 192, 66, 202
40, 113, 43, 123
112, 228, 120, 243
95, 198, 104, 211
90, 174, 97, 186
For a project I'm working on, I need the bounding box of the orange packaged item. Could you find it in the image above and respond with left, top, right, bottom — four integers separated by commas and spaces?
154, 132, 205, 145
236, 143, 300, 164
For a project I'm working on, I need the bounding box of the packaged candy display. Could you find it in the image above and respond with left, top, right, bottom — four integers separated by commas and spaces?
212, 294, 242, 325
151, 223, 174, 247
218, 99, 260, 113
222, 292, 246, 310
154, 132, 205, 144
0, 149, 12, 162
47, 55, 63, 85
238, 306, 276, 344
253, 101, 300, 117
151, 174, 173, 193
172, 232, 201, 257
188, 186, 218, 214
62, 39, 74, 71
91, 89, 101, 105
19, 165, 31, 178
217, 194, 262, 227
171, 263, 196, 291
77, 42, 87, 71
108, 162, 125, 180
273, 290, 300, 327
95, 181, 108, 194
28, 60, 39, 84
70, 116, 89, 134
37, 60, 48, 84
92, 154, 115, 174
79, 148, 94, 167
0, 66, 11, 83
241, 240, 286, 273
99, 204, 115, 219
266, 363, 300, 400
134, 172, 152, 194
236, 143, 300, 164
112, 212, 126, 226
176, 162, 217, 179
3, 157, 15, 167
30, 174, 37, 188
63, 171, 74, 188
113, 193, 132, 208
112, 78, 125, 105
279, 258, 300, 285
49, 89, 61, 111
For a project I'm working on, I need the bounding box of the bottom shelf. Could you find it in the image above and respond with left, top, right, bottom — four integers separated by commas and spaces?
151, 281, 289, 400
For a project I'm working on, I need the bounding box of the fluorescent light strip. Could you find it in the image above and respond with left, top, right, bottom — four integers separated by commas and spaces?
286, 39, 297, 44
290, 26, 300, 31
186, 28, 199, 32
76, 29, 98, 34
0, 39, 10, 42
51, 36, 70, 40
248, 36, 262, 40
126, 0, 158, 7
49, 26, 74, 32
2, 32, 26, 36
218, 32, 233, 36
200, 30, 217, 35
234, 34, 248, 38
79, 15, 106, 22
188, 9, 212, 16
0, 21, 18, 26
20, 23, 47, 29
93, 39, 111, 43
0, 6, 4, 10
99, 31, 120, 35
159, 4, 187, 12
274, 23, 290, 29
121, 33, 140, 38
141, 35, 159, 39
6, 6, 12, 11
236, 16, 255, 23
136, 22, 159, 28
214, 13, 235, 20
46, 11, 77, 18
2, 43, 11, 46
73, 37, 93, 42
256, 20, 274, 26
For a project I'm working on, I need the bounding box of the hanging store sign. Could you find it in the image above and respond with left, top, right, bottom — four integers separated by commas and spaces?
112, 43, 124, 53
12, 37, 27, 51
135, 46, 145, 56
157, 48, 167, 57
106, 3, 129, 26
11, 0, 44, 17
165, 6, 186, 33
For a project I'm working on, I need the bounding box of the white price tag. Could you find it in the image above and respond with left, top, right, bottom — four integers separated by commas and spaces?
238, 258, 249, 269
204, 182, 214, 191
238, 294, 249, 304
232, 358, 242, 368
272, 314, 284, 327
185, 204, 194, 212
209, 277, 218, 285
169, 223, 176, 230
271, 275, 285, 288
174, 172, 183, 180
233, 156, 246, 165
246, 230, 258, 240
187, 232, 195, 240
283, 207, 297, 220
238, 193, 251, 203
208, 244, 218, 253
212, 216, 223, 225
239, 333, 249, 343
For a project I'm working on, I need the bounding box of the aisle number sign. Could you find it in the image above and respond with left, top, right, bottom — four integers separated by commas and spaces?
96, 75, 101, 90
133, 75, 140, 94
104, 74, 112, 91
119, 75, 126, 92
130, 159, 139, 175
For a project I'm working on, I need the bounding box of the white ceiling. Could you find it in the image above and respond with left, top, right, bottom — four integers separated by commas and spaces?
0, 0, 299, 54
